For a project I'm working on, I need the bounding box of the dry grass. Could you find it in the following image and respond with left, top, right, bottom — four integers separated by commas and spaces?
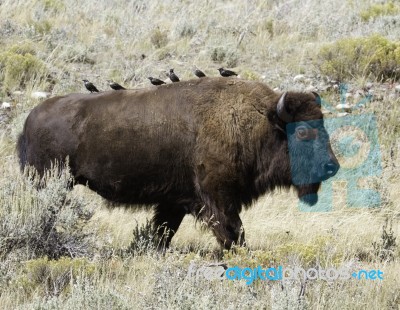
0, 0, 400, 309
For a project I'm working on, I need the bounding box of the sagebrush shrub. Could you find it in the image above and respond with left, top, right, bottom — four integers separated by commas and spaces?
0, 162, 95, 260
210, 46, 239, 68
150, 28, 169, 49
372, 219, 397, 262
126, 218, 163, 256
21, 276, 131, 310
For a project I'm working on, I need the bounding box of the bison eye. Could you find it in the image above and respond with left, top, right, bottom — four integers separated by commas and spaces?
296, 126, 308, 140
296, 126, 317, 140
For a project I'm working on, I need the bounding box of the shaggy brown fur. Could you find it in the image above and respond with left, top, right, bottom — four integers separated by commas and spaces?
17, 77, 339, 249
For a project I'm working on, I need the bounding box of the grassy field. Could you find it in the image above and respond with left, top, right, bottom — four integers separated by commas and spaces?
0, 0, 399, 309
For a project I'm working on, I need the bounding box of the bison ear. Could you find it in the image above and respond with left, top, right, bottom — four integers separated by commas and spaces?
312, 91, 322, 105
277, 92, 293, 123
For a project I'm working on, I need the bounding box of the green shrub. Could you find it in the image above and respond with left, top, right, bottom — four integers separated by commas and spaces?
278, 236, 343, 266
360, 2, 400, 22
15, 257, 95, 297
240, 69, 260, 80
317, 35, 400, 81
8, 42, 37, 56
31, 20, 52, 35
0, 43, 49, 91
224, 236, 343, 267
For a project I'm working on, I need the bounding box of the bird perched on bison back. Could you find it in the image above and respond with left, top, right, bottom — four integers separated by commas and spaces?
218, 67, 238, 77
82, 79, 99, 93
148, 77, 166, 86
107, 80, 126, 90
194, 68, 206, 78
169, 69, 180, 82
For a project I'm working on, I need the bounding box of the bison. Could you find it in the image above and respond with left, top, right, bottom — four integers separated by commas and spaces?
17, 77, 339, 249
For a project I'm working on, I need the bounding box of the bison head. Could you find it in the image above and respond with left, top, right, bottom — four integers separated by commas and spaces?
276, 92, 339, 206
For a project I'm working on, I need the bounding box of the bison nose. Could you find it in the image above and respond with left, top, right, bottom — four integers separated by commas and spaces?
324, 162, 339, 177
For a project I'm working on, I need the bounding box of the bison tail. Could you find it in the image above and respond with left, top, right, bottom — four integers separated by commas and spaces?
17, 133, 27, 172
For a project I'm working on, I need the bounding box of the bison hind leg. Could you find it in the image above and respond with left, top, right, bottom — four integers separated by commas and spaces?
17, 134, 27, 172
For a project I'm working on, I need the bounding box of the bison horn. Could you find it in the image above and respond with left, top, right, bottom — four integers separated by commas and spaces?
312, 91, 322, 105
277, 92, 293, 123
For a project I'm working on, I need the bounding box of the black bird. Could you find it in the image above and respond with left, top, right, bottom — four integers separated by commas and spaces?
218, 68, 238, 77
169, 69, 180, 82
107, 80, 126, 90
194, 69, 206, 78
82, 79, 99, 93
148, 77, 166, 86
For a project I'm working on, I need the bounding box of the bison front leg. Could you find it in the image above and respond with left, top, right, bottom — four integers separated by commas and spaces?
196, 192, 245, 249
195, 162, 246, 249
208, 207, 245, 250
152, 202, 187, 250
